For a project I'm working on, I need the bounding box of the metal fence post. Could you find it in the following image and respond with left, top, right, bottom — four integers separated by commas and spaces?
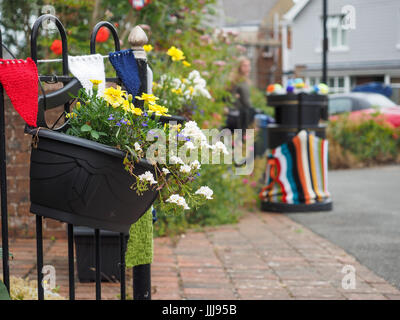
129, 25, 152, 301
0, 28, 10, 294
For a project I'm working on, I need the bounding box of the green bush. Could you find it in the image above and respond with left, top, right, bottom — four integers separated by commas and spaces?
154, 164, 245, 236
328, 114, 400, 167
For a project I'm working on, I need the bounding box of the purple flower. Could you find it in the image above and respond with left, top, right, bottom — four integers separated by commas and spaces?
121, 119, 128, 125
197, 172, 201, 176
142, 122, 148, 127
108, 114, 114, 120
116, 122, 121, 127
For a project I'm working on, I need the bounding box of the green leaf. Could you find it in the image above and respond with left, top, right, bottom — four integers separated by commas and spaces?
0, 280, 10, 300
90, 131, 100, 139
80, 124, 92, 132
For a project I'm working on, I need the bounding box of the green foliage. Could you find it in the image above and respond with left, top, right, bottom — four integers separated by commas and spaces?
328, 114, 400, 166
154, 164, 245, 237
250, 86, 274, 116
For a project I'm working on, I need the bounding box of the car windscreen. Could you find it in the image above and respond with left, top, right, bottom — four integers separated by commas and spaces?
328, 98, 352, 115
364, 94, 396, 108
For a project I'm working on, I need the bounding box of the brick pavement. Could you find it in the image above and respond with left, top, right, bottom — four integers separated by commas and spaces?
2, 211, 399, 300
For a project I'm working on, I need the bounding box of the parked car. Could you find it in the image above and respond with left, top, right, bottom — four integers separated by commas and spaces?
328, 92, 400, 127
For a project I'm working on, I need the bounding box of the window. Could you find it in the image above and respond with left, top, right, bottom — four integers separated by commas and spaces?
327, 16, 348, 50
328, 76, 346, 93
328, 98, 352, 115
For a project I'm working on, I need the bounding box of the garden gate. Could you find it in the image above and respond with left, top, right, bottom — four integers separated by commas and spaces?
0, 14, 152, 300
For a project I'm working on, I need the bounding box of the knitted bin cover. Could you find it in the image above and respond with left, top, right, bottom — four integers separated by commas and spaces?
0, 58, 38, 127
259, 130, 330, 205
109, 49, 141, 97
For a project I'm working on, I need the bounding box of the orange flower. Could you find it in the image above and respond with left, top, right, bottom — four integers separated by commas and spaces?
96, 27, 110, 43
50, 39, 62, 55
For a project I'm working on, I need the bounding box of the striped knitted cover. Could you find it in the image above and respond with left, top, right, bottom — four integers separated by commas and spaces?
259, 130, 330, 204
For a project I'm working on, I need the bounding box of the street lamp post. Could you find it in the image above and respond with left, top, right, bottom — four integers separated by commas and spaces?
322, 0, 328, 84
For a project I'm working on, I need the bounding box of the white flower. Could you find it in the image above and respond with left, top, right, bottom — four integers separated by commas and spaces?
213, 141, 229, 155
170, 155, 184, 165
188, 70, 201, 81
162, 168, 170, 175
180, 164, 191, 173
138, 171, 157, 185
171, 78, 182, 90
184, 141, 196, 150
134, 142, 142, 152
181, 121, 208, 147
194, 86, 212, 99
166, 194, 190, 210
190, 160, 201, 170
195, 186, 213, 200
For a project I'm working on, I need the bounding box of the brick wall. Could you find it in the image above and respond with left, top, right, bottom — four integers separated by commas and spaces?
2, 86, 67, 239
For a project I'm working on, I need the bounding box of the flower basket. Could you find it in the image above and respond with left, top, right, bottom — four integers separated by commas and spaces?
27, 127, 159, 233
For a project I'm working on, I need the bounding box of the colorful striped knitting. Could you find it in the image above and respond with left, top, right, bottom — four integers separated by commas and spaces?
259, 130, 330, 205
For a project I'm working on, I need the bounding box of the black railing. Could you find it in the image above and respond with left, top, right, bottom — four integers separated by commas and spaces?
0, 14, 151, 300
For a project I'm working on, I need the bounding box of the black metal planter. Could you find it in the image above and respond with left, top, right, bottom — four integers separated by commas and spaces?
27, 127, 159, 234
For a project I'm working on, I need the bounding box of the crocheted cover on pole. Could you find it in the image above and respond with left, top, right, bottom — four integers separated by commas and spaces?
259, 130, 330, 205
125, 208, 153, 267
68, 54, 106, 96
0, 58, 38, 127
109, 49, 141, 97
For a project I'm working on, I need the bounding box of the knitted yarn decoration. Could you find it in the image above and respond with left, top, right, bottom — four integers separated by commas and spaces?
68, 54, 106, 96
109, 49, 141, 97
0, 58, 38, 127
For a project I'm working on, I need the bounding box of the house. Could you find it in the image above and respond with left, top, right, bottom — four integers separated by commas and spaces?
282, 0, 400, 103
213, 0, 294, 88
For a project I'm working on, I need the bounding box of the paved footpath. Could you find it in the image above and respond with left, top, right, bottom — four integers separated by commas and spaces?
3, 211, 400, 300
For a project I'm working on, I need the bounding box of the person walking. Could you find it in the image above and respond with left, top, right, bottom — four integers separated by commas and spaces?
230, 56, 254, 130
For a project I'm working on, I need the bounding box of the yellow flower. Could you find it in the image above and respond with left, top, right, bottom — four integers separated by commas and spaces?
75, 101, 81, 110
90, 79, 103, 85
167, 46, 185, 61
66, 112, 76, 119
148, 104, 169, 116
171, 88, 183, 95
170, 123, 181, 132
122, 100, 132, 112
182, 60, 191, 67
143, 44, 153, 52
131, 107, 143, 116
135, 92, 159, 105
103, 86, 126, 108
188, 86, 194, 96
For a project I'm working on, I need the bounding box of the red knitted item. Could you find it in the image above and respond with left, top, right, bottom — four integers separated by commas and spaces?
0, 58, 38, 127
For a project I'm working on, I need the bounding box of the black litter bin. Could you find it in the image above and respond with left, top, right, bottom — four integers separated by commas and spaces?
254, 114, 270, 156
268, 124, 327, 149
261, 91, 332, 213
267, 92, 328, 126
74, 226, 128, 282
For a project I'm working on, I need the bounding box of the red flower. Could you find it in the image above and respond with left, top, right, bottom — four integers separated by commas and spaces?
50, 39, 62, 55
96, 27, 110, 43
